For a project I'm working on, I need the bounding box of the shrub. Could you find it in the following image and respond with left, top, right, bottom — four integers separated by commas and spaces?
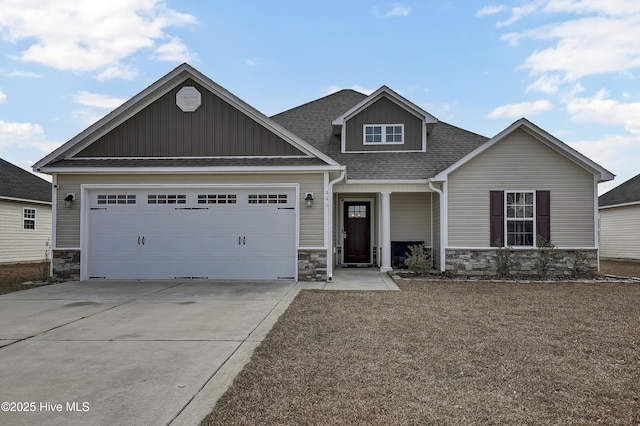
570, 251, 594, 279
405, 244, 431, 276
534, 236, 557, 279
494, 239, 513, 278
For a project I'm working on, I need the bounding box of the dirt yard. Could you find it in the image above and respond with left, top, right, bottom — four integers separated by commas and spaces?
204, 280, 640, 425
600, 259, 640, 278
0, 262, 50, 295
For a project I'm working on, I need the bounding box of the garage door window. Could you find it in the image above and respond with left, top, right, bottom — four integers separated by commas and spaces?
197, 194, 237, 204
147, 194, 187, 204
97, 194, 136, 205
248, 194, 288, 204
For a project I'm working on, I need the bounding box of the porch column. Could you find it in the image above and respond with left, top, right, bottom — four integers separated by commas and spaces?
380, 191, 392, 272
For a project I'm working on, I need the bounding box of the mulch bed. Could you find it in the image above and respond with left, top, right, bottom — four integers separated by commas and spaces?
203, 280, 640, 425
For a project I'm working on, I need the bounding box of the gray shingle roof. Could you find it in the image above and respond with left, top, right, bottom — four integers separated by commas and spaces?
0, 158, 51, 203
599, 173, 640, 207
271, 90, 489, 180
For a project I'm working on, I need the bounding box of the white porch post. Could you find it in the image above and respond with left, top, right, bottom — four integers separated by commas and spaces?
380, 191, 392, 272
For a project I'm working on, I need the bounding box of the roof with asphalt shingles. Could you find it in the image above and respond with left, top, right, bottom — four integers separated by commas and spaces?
0, 158, 51, 203
599, 173, 640, 207
270, 90, 490, 180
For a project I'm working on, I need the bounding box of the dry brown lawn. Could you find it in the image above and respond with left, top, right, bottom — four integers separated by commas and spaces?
0, 262, 50, 295
204, 280, 640, 425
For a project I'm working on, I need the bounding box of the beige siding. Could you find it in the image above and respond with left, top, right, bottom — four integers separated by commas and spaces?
448, 129, 595, 248
599, 204, 640, 260
55, 173, 324, 248
390, 193, 431, 243
0, 200, 52, 262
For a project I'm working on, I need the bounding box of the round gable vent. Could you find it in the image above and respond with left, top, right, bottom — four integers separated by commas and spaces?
176, 86, 201, 112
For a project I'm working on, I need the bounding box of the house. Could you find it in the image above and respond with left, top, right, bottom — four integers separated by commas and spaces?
0, 158, 52, 263
599, 173, 640, 261
33, 64, 614, 281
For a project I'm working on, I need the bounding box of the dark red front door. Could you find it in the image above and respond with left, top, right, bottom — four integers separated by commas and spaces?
344, 202, 371, 263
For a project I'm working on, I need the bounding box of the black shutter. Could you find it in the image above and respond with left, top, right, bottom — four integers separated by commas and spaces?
536, 190, 551, 242
490, 191, 504, 247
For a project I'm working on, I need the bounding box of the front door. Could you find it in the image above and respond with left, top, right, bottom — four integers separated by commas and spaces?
343, 201, 371, 264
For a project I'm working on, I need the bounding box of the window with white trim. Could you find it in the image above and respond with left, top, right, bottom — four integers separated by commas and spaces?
197, 194, 237, 204
505, 191, 534, 246
23, 208, 36, 230
248, 194, 288, 204
147, 194, 187, 204
97, 194, 136, 205
364, 124, 404, 144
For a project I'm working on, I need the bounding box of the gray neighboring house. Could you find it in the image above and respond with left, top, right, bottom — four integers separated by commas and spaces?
33, 63, 614, 282
0, 158, 52, 263
599, 173, 640, 261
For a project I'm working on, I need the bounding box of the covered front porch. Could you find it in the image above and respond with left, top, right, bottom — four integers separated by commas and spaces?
330, 183, 442, 277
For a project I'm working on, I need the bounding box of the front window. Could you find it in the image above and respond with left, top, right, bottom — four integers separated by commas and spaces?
364, 124, 404, 144
506, 192, 534, 246
23, 208, 36, 230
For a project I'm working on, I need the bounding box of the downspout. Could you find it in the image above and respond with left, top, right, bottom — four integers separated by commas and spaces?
50, 173, 57, 278
428, 179, 445, 272
326, 168, 346, 281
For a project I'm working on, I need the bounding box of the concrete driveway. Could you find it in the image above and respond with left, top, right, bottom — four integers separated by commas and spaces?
0, 279, 300, 426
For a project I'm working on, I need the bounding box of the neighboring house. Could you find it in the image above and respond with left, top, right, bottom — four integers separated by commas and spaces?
599, 174, 640, 261
33, 64, 614, 282
0, 158, 52, 263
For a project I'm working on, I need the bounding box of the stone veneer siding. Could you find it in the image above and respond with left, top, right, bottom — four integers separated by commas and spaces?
52, 249, 81, 281
298, 249, 327, 281
445, 248, 598, 277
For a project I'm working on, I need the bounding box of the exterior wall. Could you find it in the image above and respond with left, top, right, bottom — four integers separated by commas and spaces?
52, 249, 80, 281
298, 249, 327, 281
445, 248, 598, 277
54, 172, 325, 248
390, 192, 431, 244
345, 96, 423, 152
0, 200, 52, 263
599, 204, 640, 260
75, 79, 305, 158
448, 129, 595, 248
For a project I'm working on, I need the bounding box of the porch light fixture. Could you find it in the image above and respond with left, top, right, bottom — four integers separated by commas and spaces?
304, 192, 314, 207
64, 193, 74, 209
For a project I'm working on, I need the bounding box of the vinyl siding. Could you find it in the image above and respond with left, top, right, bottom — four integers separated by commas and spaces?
345, 96, 423, 152
390, 193, 431, 243
55, 173, 324, 248
448, 129, 595, 248
599, 204, 640, 260
0, 200, 52, 262
74, 79, 305, 158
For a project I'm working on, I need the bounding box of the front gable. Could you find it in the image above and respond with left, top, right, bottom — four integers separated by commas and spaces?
74, 78, 306, 158
331, 86, 437, 154
35, 64, 337, 170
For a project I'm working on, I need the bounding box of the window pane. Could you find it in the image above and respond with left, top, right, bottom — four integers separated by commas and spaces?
506, 220, 534, 246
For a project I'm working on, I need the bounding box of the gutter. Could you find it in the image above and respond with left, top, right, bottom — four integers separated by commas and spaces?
428, 179, 446, 272
326, 169, 346, 281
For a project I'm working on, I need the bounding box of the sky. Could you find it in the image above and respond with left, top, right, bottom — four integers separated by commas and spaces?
1, 0, 639, 194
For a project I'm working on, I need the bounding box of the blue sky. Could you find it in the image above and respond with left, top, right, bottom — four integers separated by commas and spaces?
1, 1, 639, 194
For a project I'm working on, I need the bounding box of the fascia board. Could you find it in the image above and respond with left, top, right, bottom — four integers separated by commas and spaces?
0, 196, 52, 206
599, 200, 640, 210
433, 118, 615, 182
37, 165, 346, 174
35, 63, 338, 169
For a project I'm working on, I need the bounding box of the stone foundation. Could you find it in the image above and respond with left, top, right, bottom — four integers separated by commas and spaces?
52, 249, 81, 281
298, 249, 327, 281
445, 248, 598, 277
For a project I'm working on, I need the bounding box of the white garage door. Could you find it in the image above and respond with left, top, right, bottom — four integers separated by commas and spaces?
87, 187, 297, 280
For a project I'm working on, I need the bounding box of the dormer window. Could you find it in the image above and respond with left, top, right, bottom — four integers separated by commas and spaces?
364, 124, 404, 145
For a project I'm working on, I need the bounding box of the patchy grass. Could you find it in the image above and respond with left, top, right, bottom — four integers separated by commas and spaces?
0, 262, 50, 295
203, 280, 640, 425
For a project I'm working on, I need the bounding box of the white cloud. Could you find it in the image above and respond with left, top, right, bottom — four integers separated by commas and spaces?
244, 58, 260, 67
527, 74, 561, 94
327, 85, 376, 96
97, 65, 139, 81
385, 5, 411, 17
0, 90, 6, 103
154, 36, 195, 62
497, 2, 541, 27
0, 0, 197, 77
6, 70, 40, 78
486, 100, 553, 118
476, 5, 505, 17
72, 91, 126, 109
566, 88, 640, 135
0, 120, 60, 152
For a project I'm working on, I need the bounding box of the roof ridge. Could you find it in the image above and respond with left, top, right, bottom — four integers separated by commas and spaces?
271, 89, 366, 118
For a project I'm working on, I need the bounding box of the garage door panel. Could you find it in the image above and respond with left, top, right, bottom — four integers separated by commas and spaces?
87, 188, 297, 280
